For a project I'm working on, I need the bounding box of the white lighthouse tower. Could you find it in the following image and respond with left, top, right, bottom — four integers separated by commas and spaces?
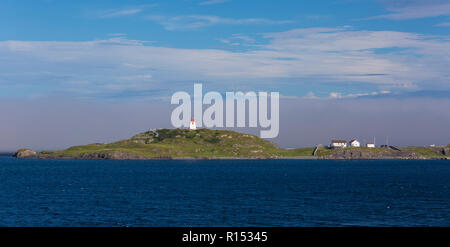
189, 119, 197, 130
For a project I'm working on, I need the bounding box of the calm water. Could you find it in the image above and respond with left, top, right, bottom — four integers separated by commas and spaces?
0, 154, 449, 226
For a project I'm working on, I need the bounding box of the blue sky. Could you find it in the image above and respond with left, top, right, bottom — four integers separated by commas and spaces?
1, 0, 449, 100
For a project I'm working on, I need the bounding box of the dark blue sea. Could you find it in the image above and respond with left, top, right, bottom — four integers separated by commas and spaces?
0, 154, 449, 226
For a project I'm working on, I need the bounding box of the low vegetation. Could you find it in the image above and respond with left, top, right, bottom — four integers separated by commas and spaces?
40, 129, 315, 159
315, 145, 449, 159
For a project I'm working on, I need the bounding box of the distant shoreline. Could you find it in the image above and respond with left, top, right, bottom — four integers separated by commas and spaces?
11, 129, 450, 161
12, 154, 449, 161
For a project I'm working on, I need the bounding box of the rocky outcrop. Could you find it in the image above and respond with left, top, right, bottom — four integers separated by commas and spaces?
443, 148, 450, 156
38, 151, 156, 160
319, 149, 425, 160
13, 149, 37, 158
78, 151, 151, 160
13, 149, 156, 160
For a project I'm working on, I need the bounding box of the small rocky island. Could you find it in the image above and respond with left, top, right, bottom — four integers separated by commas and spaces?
14, 128, 450, 160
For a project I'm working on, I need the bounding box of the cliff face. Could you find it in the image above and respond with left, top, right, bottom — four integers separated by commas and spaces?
13, 149, 37, 158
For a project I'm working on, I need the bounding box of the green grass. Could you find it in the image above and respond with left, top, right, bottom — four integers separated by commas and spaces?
275, 147, 315, 157
40, 129, 306, 158
15, 148, 31, 153
401, 146, 444, 158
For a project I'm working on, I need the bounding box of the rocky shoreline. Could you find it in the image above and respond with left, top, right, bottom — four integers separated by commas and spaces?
13, 149, 448, 160
12, 149, 281, 160
317, 149, 449, 160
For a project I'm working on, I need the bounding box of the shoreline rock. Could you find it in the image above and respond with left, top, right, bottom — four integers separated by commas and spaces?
318, 149, 426, 160
13, 149, 38, 158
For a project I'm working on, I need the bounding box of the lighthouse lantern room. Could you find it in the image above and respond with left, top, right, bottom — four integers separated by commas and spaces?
189, 120, 197, 130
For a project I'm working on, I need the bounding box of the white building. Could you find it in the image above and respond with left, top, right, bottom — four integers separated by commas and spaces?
366, 143, 375, 148
189, 119, 197, 130
349, 139, 360, 147
331, 140, 347, 148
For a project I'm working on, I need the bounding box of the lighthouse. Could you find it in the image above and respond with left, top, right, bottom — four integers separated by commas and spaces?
189, 119, 197, 130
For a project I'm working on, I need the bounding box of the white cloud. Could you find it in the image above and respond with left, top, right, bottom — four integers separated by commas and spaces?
97, 4, 156, 18
0, 27, 449, 98
436, 22, 450, 27
329, 92, 343, 99
329, 90, 391, 99
230, 34, 256, 43
199, 0, 229, 5
304, 92, 318, 99
147, 15, 292, 30
217, 34, 256, 47
99, 8, 143, 18
369, 0, 450, 20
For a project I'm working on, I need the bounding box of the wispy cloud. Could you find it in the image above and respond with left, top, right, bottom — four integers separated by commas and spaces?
328, 90, 391, 99
229, 34, 256, 43
368, 0, 450, 20
436, 22, 450, 27
199, 0, 229, 5
97, 4, 156, 18
1, 27, 449, 99
147, 15, 293, 30
217, 34, 256, 47
99, 8, 142, 18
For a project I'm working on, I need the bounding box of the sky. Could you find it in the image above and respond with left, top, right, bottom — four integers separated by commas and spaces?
0, 0, 449, 151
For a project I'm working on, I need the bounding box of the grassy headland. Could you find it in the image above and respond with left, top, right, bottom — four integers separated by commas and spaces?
36, 128, 315, 159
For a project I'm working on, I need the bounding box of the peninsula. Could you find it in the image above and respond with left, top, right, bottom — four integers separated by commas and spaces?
14, 128, 450, 160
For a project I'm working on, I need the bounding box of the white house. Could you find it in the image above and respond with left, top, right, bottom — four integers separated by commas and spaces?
331, 140, 347, 148
189, 119, 197, 130
366, 143, 375, 148
349, 139, 360, 147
